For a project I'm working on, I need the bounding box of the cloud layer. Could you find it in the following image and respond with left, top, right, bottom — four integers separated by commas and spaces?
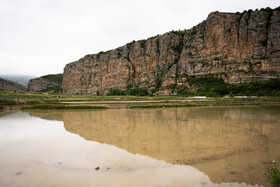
0, 0, 278, 76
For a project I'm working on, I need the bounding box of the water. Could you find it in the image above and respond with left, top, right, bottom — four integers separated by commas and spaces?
0, 106, 279, 187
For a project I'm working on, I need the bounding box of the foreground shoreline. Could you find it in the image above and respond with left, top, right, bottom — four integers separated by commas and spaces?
1, 95, 279, 186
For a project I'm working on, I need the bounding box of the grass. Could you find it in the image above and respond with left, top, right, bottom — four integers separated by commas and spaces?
0, 91, 60, 105
21, 104, 107, 110
1, 90, 280, 110
172, 77, 280, 97
128, 98, 267, 109
0, 98, 17, 105
129, 103, 199, 109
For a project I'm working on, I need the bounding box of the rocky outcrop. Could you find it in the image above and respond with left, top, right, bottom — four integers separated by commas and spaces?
28, 79, 56, 92
0, 78, 26, 91
63, 7, 280, 95
28, 74, 63, 92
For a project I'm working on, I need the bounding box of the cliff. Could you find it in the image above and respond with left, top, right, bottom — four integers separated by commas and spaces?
0, 77, 26, 91
63, 7, 280, 95
28, 74, 63, 92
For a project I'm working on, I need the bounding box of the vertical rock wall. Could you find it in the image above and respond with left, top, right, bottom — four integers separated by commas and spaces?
63, 8, 280, 95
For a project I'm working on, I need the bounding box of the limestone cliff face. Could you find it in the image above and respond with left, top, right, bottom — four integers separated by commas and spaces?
0, 78, 26, 91
63, 8, 280, 95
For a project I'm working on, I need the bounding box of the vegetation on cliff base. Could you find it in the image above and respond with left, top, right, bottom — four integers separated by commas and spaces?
174, 77, 280, 97
105, 78, 280, 97
107, 86, 149, 96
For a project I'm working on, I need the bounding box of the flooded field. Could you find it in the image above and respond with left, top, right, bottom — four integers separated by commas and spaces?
0, 106, 279, 186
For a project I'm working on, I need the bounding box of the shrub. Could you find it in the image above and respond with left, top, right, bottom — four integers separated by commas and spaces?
171, 29, 187, 36
138, 39, 147, 48
128, 88, 149, 96
107, 89, 126, 96
169, 43, 183, 54
265, 160, 280, 187
213, 57, 221, 61
107, 87, 149, 96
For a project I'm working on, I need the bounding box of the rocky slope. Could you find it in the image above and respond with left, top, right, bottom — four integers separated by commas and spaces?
28, 74, 63, 92
0, 77, 26, 91
63, 7, 280, 95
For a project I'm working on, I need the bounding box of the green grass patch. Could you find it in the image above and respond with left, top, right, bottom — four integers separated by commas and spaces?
265, 159, 280, 187
173, 76, 280, 97
40, 74, 63, 85
1, 90, 280, 109
128, 99, 266, 109
0, 98, 17, 105
0, 105, 3, 110
21, 104, 108, 110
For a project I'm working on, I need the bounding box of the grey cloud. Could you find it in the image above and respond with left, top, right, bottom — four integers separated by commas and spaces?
0, 0, 279, 76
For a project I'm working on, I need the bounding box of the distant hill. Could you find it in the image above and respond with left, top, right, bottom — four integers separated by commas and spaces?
0, 78, 27, 91
28, 74, 63, 92
0, 75, 34, 87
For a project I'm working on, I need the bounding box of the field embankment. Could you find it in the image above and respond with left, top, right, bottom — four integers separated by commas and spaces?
1, 90, 280, 111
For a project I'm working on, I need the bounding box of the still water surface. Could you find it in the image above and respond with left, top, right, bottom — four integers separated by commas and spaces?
0, 106, 279, 187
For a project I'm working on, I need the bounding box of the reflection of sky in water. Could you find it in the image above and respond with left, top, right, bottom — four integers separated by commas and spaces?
0, 110, 271, 187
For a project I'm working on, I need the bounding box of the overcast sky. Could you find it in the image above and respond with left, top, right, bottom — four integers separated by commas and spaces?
0, 0, 279, 76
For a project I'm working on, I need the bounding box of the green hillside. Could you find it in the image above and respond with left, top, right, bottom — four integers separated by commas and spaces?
40, 74, 63, 85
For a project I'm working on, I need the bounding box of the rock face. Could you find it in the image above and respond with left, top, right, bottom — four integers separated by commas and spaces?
63, 7, 280, 95
28, 79, 57, 92
0, 78, 26, 91
28, 74, 63, 92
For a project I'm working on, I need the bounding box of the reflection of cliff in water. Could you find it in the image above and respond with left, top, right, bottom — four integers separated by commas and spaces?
30, 106, 280, 186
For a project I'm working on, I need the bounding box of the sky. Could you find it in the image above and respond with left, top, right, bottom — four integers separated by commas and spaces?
0, 0, 279, 77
